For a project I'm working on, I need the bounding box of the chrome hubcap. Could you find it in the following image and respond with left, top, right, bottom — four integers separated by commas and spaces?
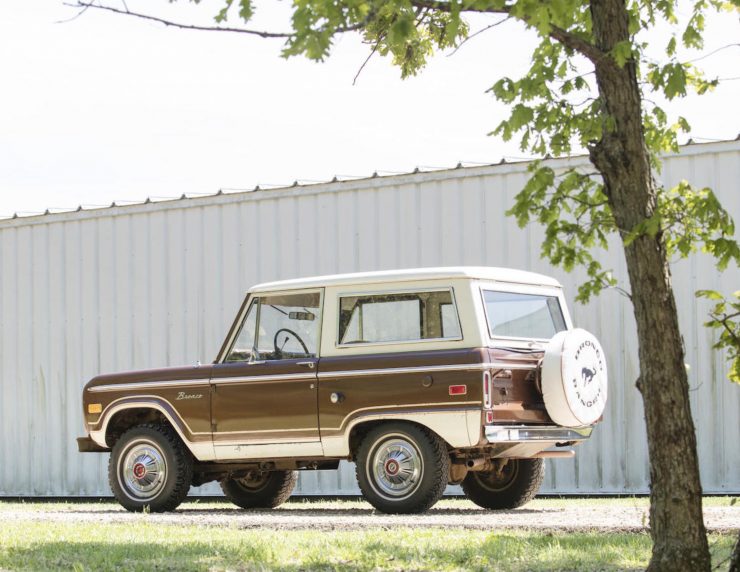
368, 436, 423, 499
119, 440, 167, 501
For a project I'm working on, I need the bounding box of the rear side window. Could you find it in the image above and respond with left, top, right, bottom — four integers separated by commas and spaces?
338, 289, 462, 345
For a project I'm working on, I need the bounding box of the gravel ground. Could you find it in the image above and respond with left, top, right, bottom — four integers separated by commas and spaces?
3, 499, 738, 533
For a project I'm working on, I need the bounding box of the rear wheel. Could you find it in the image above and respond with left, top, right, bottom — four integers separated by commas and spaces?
355, 422, 450, 514
220, 470, 297, 509
109, 424, 193, 512
461, 458, 545, 509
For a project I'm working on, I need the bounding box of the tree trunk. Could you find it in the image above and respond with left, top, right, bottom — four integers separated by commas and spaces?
730, 531, 740, 572
587, 0, 710, 570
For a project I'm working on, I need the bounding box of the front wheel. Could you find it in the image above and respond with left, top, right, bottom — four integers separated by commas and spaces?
461, 458, 545, 510
355, 422, 450, 514
221, 470, 297, 509
108, 424, 193, 512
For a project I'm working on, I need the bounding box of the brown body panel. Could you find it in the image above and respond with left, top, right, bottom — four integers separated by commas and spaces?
318, 348, 487, 440
84, 365, 213, 442
209, 359, 319, 443
84, 348, 551, 454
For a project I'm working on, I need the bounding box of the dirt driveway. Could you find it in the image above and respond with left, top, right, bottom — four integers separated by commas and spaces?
3, 498, 738, 533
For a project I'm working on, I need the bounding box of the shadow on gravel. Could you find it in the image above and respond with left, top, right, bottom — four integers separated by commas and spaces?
172, 507, 545, 516
33, 507, 547, 519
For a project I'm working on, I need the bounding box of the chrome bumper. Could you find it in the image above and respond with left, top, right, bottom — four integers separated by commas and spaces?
485, 425, 593, 443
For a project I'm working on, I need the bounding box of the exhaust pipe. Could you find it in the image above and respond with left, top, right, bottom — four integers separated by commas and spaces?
466, 458, 486, 469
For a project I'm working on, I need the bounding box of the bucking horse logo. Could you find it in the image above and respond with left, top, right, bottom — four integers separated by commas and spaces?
581, 367, 596, 384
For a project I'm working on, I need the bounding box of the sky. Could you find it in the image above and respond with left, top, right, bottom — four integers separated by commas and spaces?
0, 1, 738, 217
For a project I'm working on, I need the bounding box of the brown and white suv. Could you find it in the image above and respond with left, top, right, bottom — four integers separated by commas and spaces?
78, 267, 608, 513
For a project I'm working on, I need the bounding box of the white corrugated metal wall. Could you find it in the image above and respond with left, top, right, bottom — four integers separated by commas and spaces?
0, 140, 738, 496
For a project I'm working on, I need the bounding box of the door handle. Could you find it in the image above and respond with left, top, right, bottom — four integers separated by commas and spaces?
296, 361, 315, 369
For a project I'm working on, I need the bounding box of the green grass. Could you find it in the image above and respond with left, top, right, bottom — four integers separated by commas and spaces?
2, 521, 735, 571
0, 499, 736, 571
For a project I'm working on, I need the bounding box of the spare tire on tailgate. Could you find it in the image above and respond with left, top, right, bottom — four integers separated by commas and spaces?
541, 328, 608, 427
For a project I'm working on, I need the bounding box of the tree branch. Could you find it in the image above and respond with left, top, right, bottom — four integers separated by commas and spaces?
409, 0, 508, 15
64, 1, 294, 36
547, 24, 608, 66
353, 36, 383, 85
684, 43, 740, 64
64, 1, 367, 38
447, 16, 510, 57
409, 0, 608, 66
715, 313, 740, 346
55, 0, 94, 24
604, 279, 632, 300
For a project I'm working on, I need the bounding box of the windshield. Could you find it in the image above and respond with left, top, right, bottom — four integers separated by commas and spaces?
482, 290, 566, 340
225, 292, 321, 362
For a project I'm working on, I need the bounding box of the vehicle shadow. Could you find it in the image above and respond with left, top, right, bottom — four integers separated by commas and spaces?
175, 506, 546, 516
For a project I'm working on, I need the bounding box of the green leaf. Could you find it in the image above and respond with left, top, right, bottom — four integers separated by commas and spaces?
666, 36, 677, 56
611, 40, 634, 67
696, 290, 725, 301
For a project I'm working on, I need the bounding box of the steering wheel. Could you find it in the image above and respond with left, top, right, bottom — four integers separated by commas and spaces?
273, 328, 310, 357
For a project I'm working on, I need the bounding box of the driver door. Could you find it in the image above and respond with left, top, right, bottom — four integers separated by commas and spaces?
210, 289, 322, 461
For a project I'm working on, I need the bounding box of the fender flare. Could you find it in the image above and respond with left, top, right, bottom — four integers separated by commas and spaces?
89, 396, 215, 460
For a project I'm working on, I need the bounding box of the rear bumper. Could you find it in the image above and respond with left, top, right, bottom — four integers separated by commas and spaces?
485, 424, 593, 443
77, 436, 109, 453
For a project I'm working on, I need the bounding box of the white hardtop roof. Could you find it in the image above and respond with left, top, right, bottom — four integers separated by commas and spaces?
249, 266, 562, 293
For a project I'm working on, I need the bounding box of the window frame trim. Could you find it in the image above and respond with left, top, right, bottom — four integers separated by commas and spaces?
335, 286, 464, 349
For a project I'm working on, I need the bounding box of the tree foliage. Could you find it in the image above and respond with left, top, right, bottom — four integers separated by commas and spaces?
697, 290, 740, 383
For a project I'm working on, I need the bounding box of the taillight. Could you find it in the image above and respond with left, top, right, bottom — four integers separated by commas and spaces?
482, 370, 492, 409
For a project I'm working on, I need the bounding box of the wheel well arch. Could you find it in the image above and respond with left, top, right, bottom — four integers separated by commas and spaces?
105, 407, 172, 446
347, 419, 450, 460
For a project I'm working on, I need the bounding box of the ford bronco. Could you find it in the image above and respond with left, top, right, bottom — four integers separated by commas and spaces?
79, 267, 608, 514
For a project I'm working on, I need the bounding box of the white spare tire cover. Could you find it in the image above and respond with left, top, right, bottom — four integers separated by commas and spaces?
541, 328, 608, 427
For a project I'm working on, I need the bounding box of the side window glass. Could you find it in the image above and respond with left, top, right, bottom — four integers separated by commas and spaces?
342, 299, 420, 344
338, 290, 461, 345
256, 292, 321, 360
225, 300, 258, 362
441, 303, 462, 338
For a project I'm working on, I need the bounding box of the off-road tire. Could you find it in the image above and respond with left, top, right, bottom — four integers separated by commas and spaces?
355, 422, 450, 514
462, 458, 545, 510
220, 470, 297, 509
108, 424, 193, 513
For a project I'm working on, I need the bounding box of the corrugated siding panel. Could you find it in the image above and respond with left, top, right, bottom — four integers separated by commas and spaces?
0, 141, 738, 496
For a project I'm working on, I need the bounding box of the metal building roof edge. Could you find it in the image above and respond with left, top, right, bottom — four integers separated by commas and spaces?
1, 137, 738, 229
